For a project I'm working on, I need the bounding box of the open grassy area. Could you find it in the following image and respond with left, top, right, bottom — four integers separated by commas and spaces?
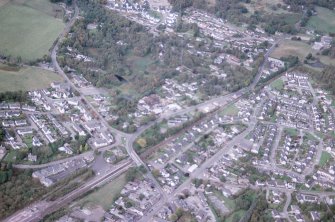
271, 40, 312, 61
307, 7, 335, 33
221, 104, 239, 116
243, 0, 288, 16
271, 40, 335, 66
79, 173, 127, 210
284, 128, 298, 137
270, 78, 284, 91
0, 63, 62, 92
0, 0, 65, 61
319, 151, 332, 167
225, 210, 246, 222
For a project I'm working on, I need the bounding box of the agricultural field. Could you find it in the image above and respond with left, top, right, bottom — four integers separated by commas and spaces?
0, 63, 62, 92
307, 7, 335, 33
271, 40, 335, 66
0, 0, 65, 61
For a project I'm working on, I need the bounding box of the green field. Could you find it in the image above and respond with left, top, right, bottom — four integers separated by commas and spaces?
319, 151, 332, 167
225, 210, 246, 222
0, 63, 62, 92
0, 0, 65, 61
307, 7, 335, 33
270, 78, 284, 91
243, 0, 289, 16
222, 104, 239, 116
79, 173, 127, 210
271, 40, 335, 66
284, 128, 298, 137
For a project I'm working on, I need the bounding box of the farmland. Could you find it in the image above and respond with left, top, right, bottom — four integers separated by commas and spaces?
0, 63, 62, 92
307, 7, 335, 33
0, 0, 65, 61
271, 40, 335, 66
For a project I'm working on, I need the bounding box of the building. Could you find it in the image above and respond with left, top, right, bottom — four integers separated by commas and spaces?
28, 153, 37, 162
17, 128, 33, 137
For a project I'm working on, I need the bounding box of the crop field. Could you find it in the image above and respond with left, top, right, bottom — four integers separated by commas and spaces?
307, 7, 335, 33
0, 63, 62, 92
0, 0, 65, 61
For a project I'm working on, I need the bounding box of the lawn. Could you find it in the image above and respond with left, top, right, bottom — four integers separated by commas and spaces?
221, 104, 239, 116
319, 151, 332, 167
0, 63, 62, 92
270, 78, 284, 91
3, 150, 18, 162
307, 7, 335, 33
79, 173, 127, 210
271, 40, 312, 61
284, 128, 298, 137
225, 210, 246, 222
0, 0, 65, 61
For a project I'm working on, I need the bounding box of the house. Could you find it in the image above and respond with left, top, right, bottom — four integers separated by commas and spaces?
84, 122, 101, 132
45, 134, 56, 143
271, 210, 281, 219
310, 211, 320, 221
100, 132, 114, 143
93, 139, 108, 148
28, 153, 37, 162
32, 137, 43, 147
268, 57, 285, 68
296, 193, 318, 204
8, 103, 21, 110
188, 164, 198, 173
15, 119, 27, 127
290, 205, 301, 214
72, 124, 86, 137
22, 104, 36, 112
17, 128, 33, 137
58, 145, 73, 155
